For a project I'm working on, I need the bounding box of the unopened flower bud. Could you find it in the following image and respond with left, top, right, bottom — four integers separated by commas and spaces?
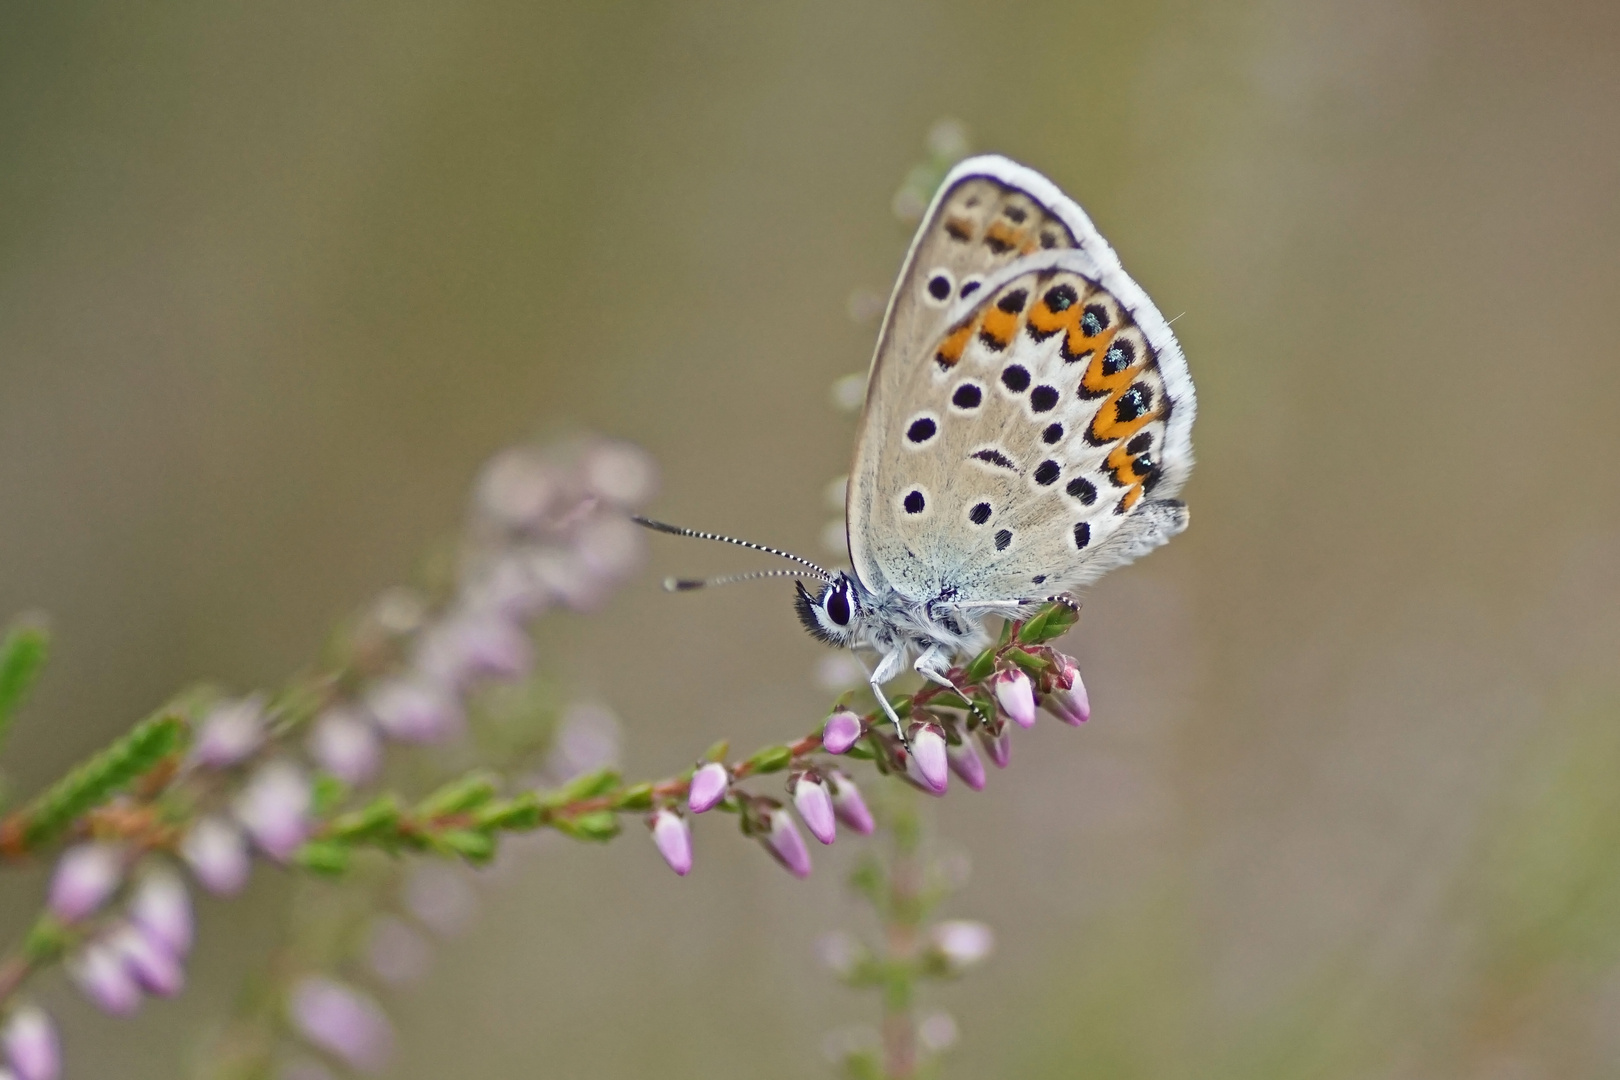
977, 724, 1012, 769
366, 916, 432, 986
403, 864, 478, 938
648, 809, 693, 876
929, 919, 995, 969
129, 866, 192, 957
993, 669, 1036, 728
906, 723, 949, 795
233, 760, 312, 861
821, 710, 862, 755
67, 942, 141, 1017
581, 440, 657, 508
180, 816, 251, 895
687, 762, 729, 814
2, 1005, 60, 1080
946, 738, 986, 791
762, 809, 812, 879
107, 923, 184, 997
1044, 659, 1090, 725
827, 772, 875, 836
476, 448, 560, 530
288, 976, 394, 1074
307, 707, 383, 786
48, 843, 123, 923
791, 774, 837, 845
416, 614, 532, 689
365, 678, 465, 744
189, 696, 266, 769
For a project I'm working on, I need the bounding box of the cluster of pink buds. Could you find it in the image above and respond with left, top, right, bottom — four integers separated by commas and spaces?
51, 857, 194, 1018
818, 642, 1090, 800
1, 1004, 61, 1080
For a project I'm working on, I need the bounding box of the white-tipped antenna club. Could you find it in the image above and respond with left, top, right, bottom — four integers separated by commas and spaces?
634, 516, 834, 584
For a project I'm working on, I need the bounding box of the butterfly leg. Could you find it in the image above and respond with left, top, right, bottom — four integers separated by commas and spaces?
915, 646, 991, 725
868, 647, 910, 745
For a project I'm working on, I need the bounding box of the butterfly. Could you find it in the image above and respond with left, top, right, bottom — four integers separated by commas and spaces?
639, 155, 1195, 737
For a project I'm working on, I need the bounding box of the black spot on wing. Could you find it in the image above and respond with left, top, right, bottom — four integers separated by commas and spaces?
907, 418, 937, 444
1000, 365, 1031, 392
1034, 460, 1061, 486
1066, 476, 1097, 505
1073, 522, 1091, 549
1030, 385, 1059, 413
969, 502, 991, 525
1042, 423, 1064, 445
952, 382, 982, 409
996, 289, 1028, 314
904, 490, 925, 514
994, 529, 1013, 551
971, 449, 1017, 471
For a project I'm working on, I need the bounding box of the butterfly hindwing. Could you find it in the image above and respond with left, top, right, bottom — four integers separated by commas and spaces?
848, 157, 1195, 603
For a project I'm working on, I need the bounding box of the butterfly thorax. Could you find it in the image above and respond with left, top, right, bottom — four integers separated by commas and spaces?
795, 572, 1029, 670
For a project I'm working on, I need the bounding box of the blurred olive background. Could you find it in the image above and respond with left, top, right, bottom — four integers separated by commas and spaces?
3, 1, 1620, 1078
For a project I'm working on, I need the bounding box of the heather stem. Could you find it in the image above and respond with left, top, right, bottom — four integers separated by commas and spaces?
880, 797, 923, 1079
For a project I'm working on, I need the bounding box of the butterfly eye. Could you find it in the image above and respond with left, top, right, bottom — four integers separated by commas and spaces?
824, 584, 852, 626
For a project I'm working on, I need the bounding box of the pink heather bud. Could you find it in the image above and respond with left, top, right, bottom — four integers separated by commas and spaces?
3, 1005, 60, 1080
993, 669, 1036, 728
687, 762, 729, 814
180, 816, 251, 895
67, 942, 141, 1017
648, 809, 693, 876
929, 919, 995, 969
815, 931, 866, 978
978, 724, 1012, 769
365, 916, 432, 986
107, 923, 184, 997
946, 738, 986, 792
48, 843, 124, 923
468, 555, 551, 622
791, 774, 837, 845
476, 447, 561, 530
365, 678, 465, 744
416, 613, 532, 689
128, 867, 192, 957
189, 696, 266, 769
233, 760, 313, 861
581, 439, 658, 508
288, 976, 395, 1074
574, 514, 645, 581
1045, 660, 1091, 725
307, 707, 382, 786
821, 710, 862, 755
906, 724, 949, 795
762, 809, 812, 879
827, 772, 874, 836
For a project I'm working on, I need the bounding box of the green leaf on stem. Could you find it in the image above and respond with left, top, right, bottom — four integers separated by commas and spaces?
609, 782, 655, 812
474, 793, 543, 831
310, 774, 348, 818
0, 620, 49, 755
293, 840, 350, 877
1002, 647, 1047, 676
962, 646, 997, 685
702, 739, 730, 763
553, 810, 620, 843
545, 767, 621, 807
1019, 600, 1077, 643
439, 829, 497, 863
327, 795, 404, 842
19, 714, 187, 849
418, 770, 501, 818
745, 745, 793, 774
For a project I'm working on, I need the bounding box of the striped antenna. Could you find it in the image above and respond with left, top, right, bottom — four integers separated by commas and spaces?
633, 516, 834, 583
663, 568, 824, 592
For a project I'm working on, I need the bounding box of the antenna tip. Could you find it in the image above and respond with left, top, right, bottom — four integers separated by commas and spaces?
663, 577, 704, 592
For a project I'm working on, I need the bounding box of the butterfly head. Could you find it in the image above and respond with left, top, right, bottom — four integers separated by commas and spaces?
794, 573, 863, 647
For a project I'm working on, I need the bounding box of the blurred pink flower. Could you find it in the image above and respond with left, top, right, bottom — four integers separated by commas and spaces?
128, 866, 192, 957
288, 977, 394, 1074
68, 942, 141, 1017
180, 816, 251, 896
234, 760, 313, 861
107, 923, 184, 997
2, 1005, 60, 1080
762, 809, 812, 879
827, 772, 874, 836
189, 696, 266, 769
906, 724, 949, 795
946, 738, 986, 791
307, 708, 382, 786
48, 843, 123, 923
929, 920, 995, 969
365, 678, 465, 744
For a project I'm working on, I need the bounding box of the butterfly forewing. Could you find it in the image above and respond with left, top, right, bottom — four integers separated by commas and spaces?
848, 157, 1195, 604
